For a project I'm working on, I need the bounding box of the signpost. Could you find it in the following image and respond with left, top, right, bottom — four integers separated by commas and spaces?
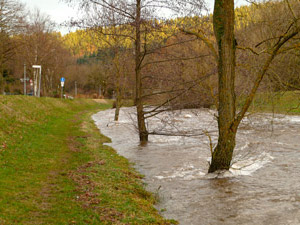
61, 77, 65, 99
20, 78, 30, 82
20, 77, 29, 95
32, 65, 42, 97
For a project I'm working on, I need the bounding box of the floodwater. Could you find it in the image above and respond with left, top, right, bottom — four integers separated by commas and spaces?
92, 107, 300, 225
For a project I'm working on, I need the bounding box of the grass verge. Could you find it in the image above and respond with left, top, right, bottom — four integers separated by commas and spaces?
0, 96, 176, 224
238, 91, 300, 115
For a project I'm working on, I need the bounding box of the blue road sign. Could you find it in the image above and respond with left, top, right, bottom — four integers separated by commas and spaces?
61, 77, 65, 82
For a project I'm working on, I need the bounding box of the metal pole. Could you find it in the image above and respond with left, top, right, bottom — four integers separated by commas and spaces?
32, 65, 41, 97
61, 86, 63, 99
75, 81, 77, 97
24, 63, 26, 95
38, 67, 42, 97
34, 70, 37, 96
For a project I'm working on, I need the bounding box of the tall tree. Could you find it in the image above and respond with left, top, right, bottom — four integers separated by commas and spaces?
66, 0, 207, 143
208, 0, 300, 172
65, 0, 148, 141
15, 9, 70, 96
208, 0, 236, 172
0, 0, 26, 93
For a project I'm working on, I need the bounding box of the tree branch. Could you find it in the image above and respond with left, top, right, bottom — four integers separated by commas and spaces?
141, 54, 211, 69
236, 45, 266, 55
180, 28, 218, 60
235, 28, 300, 127
88, 0, 135, 20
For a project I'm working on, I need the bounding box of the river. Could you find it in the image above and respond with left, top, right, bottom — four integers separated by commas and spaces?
92, 107, 300, 225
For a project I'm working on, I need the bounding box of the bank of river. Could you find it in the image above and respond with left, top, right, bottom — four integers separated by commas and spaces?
93, 107, 300, 225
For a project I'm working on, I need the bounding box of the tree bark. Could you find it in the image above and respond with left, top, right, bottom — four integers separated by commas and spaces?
209, 0, 236, 173
114, 52, 121, 121
135, 0, 148, 143
114, 74, 121, 121
0, 54, 4, 94
0, 75, 3, 94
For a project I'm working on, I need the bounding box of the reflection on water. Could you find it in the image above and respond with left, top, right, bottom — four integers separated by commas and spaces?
92, 107, 300, 225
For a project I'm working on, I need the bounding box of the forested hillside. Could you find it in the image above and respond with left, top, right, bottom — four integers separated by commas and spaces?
2, 0, 299, 106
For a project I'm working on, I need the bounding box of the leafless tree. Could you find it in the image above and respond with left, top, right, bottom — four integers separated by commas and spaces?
65, 0, 209, 142
209, 0, 299, 172
14, 9, 71, 96
0, 0, 26, 93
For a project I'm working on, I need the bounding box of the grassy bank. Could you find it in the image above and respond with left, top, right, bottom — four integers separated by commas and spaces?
0, 96, 175, 224
239, 91, 300, 114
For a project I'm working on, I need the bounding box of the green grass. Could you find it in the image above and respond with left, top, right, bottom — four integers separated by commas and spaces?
0, 96, 176, 224
238, 91, 300, 115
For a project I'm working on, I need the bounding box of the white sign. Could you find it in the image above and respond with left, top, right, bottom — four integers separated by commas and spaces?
32, 65, 41, 69
61, 82, 65, 87
20, 78, 30, 82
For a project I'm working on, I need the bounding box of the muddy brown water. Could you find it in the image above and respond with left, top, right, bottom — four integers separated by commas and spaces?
92, 108, 300, 225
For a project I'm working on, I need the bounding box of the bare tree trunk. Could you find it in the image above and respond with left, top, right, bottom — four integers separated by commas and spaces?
0, 76, 3, 94
135, 0, 148, 143
0, 71, 3, 94
114, 73, 121, 121
209, 0, 236, 173
114, 98, 121, 121
0, 56, 4, 94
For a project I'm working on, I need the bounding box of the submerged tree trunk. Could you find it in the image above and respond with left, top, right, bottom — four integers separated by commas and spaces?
207, 0, 300, 173
135, 0, 148, 143
114, 72, 121, 121
209, 0, 236, 173
114, 54, 121, 121
114, 87, 121, 121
